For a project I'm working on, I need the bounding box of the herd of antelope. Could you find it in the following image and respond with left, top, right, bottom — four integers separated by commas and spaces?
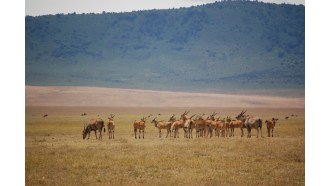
82, 111, 281, 140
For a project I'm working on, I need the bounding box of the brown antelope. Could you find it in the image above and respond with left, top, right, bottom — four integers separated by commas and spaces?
214, 116, 230, 137
82, 118, 105, 140
222, 116, 231, 137
265, 118, 279, 137
107, 114, 115, 139
171, 111, 189, 138
214, 116, 221, 137
193, 112, 216, 138
194, 113, 205, 120
183, 114, 196, 139
151, 116, 173, 138
133, 114, 152, 139
232, 111, 248, 137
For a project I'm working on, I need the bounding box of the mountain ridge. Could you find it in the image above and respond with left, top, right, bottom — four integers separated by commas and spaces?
25, 1, 305, 95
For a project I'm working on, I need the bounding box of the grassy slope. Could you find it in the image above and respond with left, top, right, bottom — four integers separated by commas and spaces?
26, 107, 304, 185
25, 1, 305, 94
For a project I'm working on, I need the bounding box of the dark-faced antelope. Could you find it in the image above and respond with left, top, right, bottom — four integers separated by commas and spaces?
82, 118, 105, 140
107, 114, 115, 139
265, 118, 279, 137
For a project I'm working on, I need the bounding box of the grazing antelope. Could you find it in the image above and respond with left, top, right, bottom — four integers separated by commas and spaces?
265, 118, 279, 137
107, 114, 115, 139
151, 117, 172, 138
82, 118, 105, 140
133, 114, 152, 139
43, 114, 48, 117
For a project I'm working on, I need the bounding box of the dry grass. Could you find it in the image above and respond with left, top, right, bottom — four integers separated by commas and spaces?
26, 107, 304, 185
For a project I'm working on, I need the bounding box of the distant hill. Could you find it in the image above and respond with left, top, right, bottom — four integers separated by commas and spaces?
25, 1, 305, 96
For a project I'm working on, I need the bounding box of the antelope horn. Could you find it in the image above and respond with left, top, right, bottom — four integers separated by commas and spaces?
190, 114, 196, 119
238, 111, 244, 117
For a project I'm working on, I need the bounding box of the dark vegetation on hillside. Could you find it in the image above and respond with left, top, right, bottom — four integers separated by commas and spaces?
25, 1, 305, 96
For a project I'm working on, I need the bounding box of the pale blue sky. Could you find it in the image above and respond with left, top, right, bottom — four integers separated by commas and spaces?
26, 0, 305, 16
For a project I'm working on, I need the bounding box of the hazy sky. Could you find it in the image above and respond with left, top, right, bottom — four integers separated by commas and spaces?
26, 0, 305, 16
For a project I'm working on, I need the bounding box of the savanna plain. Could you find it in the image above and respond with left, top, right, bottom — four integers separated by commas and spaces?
26, 107, 304, 185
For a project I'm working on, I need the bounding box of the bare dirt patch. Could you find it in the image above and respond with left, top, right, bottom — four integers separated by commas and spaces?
26, 86, 304, 108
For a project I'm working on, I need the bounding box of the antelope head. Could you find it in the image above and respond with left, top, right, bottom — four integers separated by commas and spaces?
236, 110, 247, 119
108, 114, 115, 121
195, 113, 205, 120
180, 110, 190, 120
226, 116, 232, 122
151, 117, 157, 125
169, 114, 176, 122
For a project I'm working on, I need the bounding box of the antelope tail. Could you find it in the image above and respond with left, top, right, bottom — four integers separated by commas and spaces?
103, 128, 106, 132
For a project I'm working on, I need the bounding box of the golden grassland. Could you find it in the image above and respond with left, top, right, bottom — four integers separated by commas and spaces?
26, 107, 305, 186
